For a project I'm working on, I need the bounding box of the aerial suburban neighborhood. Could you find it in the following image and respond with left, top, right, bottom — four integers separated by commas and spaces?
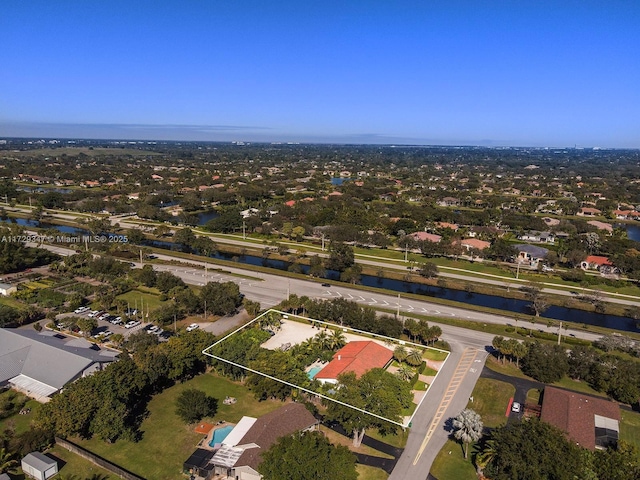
4, 0, 640, 476
0, 139, 639, 480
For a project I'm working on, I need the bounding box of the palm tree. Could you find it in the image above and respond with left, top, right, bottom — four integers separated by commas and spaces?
393, 345, 408, 363
328, 330, 346, 351
452, 409, 484, 459
476, 438, 497, 474
314, 331, 331, 350
396, 364, 414, 382
406, 349, 423, 367
0, 447, 17, 474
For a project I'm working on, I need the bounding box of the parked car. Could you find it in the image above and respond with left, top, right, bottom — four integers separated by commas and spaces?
321, 283, 331, 287
511, 402, 521, 413
87, 310, 100, 318
125, 320, 141, 329
186, 323, 199, 332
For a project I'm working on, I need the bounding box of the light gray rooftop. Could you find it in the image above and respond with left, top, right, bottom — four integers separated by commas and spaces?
22, 451, 57, 471
0, 328, 116, 391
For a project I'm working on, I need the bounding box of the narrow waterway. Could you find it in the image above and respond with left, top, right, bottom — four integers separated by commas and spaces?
3, 217, 638, 333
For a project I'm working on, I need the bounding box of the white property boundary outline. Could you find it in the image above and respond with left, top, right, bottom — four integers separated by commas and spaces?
202, 309, 450, 429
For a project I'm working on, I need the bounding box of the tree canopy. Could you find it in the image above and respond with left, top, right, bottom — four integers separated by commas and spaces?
259, 431, 357, 480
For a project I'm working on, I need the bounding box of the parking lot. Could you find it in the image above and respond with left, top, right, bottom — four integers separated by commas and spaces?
55, 307, 173, 342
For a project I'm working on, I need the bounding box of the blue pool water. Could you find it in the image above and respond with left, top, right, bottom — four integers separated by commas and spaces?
307, 366, 323, 379
209, 425, 234, 447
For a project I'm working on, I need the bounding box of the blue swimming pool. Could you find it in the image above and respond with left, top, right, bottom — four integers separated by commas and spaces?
209, 425, 234, 447
307, 366, 322, 379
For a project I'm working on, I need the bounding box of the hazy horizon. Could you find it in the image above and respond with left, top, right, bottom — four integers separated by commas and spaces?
2, 1, 639, 148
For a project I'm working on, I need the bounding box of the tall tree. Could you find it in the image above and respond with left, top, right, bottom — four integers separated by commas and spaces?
259, 431, 357, 480
452, 409, 483, 459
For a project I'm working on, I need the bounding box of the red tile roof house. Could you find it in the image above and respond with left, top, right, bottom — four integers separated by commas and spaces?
410, 232, 442, 243
577, 207, 602, 217
459, 238, 491, 251
541, 387, 621, 450
201, 403, 319, 479
581, 255, 613, 271
315, 341, 394, 385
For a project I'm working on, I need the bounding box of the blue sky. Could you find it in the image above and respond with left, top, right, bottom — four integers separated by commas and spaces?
1, 1, 638, 147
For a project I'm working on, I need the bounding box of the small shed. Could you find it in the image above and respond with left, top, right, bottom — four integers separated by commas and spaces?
0, 282, 17, 296
21, 452, 58, 480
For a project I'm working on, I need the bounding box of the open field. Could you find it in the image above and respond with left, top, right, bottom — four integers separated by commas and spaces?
356, 464, 389, 480
430, 439, 476, 480
465, 378, 514, 428
115, 288, 167, 313
620, 409, 640, 452
77, 373, 283, 480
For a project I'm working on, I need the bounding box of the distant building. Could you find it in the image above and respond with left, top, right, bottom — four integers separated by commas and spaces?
459, 238, 491, 251
410, 232, 442, 243
0, 282, 17, 296
541, 387, 620, 450
514, 244, 549, 266
577, 207, 601, 217
581, 255, 614, 271
315, 341, 393, 384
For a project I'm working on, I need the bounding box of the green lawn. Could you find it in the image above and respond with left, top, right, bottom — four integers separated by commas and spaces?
485, 356, 533, 380
423, 349, 449, 361
430, 439, 477, 480
527, 388, 542, 405
115, 289, 167, 313
0, 295, 27, 310
0, 395, 42, 435
48, 444, 114, 479
466, 378, 514, 428
551, 377, 607, 398
620, 410, 640, 452
356, 464, 389, 480
77, 373, 285, 480
366, 427, 409, 449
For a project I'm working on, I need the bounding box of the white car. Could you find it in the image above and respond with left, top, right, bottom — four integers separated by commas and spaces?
186, 323, 199, 332
125, 320, 141, 329
87, 310, 100, 318
511, 402, 521, 413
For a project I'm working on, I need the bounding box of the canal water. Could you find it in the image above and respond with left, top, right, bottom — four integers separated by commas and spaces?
3, 217, 638, 333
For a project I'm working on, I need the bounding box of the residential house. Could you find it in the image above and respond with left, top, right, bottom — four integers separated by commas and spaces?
437, 197, 461, 207
459, 238, 491, 252
410, 232, 442, 243
197, 403, 319, 480
514, 245, 549, 266
581, 255, 616, 274
577, 207, 602, 217
541, 386, 620, 450
518, 231, 555, 244
315, 341, 393, 384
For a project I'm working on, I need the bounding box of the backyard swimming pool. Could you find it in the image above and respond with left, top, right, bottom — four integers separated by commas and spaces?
209, 425, 234, 447
307, 366, 323, 379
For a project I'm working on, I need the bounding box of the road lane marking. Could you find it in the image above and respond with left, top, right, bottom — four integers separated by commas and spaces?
413, 348, 480, 465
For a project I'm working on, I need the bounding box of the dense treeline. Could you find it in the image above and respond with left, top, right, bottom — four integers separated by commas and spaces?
35, 329, 216, 442
478, 418, 640, 480
492, 336, 640, 405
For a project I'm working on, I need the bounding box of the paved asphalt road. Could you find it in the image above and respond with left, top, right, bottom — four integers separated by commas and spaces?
28, 241, 603, 479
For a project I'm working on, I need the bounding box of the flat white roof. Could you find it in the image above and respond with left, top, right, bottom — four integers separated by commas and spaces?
10, 374, 58, 397
223, 416, 257, 447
